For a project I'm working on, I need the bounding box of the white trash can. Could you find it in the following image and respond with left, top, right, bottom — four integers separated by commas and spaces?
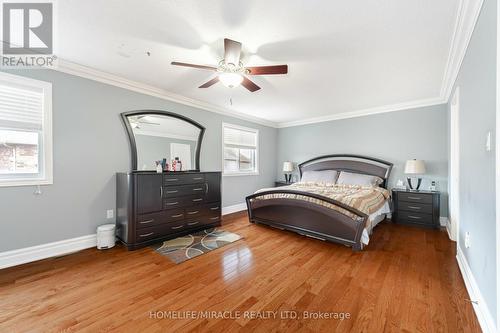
97, 224, 116, 249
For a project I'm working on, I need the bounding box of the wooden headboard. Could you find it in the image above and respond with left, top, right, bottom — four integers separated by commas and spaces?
298, 154, 393, 188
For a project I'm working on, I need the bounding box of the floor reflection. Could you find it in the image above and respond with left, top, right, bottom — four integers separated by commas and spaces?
221, 245, 253, 281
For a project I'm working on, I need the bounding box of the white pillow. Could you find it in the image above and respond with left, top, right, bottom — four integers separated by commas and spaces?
301, 170, 338, 183
336, 171, 383, 187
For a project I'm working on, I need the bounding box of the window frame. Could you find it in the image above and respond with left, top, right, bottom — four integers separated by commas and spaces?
222, 122, 259, 176
0, 72, 53, 187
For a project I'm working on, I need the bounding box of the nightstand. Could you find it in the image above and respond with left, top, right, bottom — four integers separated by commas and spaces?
392, 189, 440, 228
275, 181, 294, 187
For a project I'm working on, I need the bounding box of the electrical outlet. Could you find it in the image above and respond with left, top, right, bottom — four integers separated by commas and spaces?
106, 209, 114, 219
465, 232, 471, 248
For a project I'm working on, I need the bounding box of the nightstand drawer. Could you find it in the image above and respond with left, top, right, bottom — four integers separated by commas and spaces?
398, 202, 433, 214
397, 211, 433, 225
398, 192, 433, 204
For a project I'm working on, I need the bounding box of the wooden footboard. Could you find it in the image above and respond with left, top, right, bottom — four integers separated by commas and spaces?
245, 190, 368, 251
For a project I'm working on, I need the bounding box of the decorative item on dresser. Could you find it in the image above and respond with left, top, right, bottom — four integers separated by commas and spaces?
116, 171, 221, 250
392, 188, 440, 228
117, 110, 222, 250
275, 181, 295, 187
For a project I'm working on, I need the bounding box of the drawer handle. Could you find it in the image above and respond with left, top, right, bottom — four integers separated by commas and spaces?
187, 210, 199, 215
210, 206, 220, 210
408, 215, 422, 219
165, 179, 178, 182
192, 177, 203, 180
192, 198, 203, 202
408, 206, 421, 210
139, 219, 154, 224
166, 190, 178, 194
171, 225, 184, 230
209, 216, 220, 220
171, 214, 183, 218
187, 221, 199, 226
139, 232, 154, 237
193, 188, 204, 191
166, 202, 178, 206
407, 196, 421, 200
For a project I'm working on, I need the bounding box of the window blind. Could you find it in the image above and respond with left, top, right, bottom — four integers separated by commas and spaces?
223, 126, 257, 147
0, 81, 44, 131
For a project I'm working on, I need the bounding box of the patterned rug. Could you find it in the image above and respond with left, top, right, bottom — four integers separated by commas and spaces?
152, 228, 242, 264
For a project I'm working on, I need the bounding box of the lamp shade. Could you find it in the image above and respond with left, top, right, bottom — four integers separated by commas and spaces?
404, 159, 426, 174
283, 161, 294, 172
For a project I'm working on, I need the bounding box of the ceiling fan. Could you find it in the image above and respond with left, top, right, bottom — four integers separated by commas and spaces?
171, 38, 288, 92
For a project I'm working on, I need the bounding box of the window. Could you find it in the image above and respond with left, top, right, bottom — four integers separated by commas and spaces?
0, 72, 52, 187
222, 123, 258, 175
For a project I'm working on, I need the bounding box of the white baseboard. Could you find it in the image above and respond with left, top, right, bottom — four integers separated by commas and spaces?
456, 246, 496, 333
0, 204, 248, 270
440, 216, 448, 227
222, 202, 247, 216
0, 234, 97, 270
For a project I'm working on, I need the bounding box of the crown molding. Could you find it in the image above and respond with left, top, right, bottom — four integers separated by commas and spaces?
49, 0, 483, 133
440, 0, 484, 101
52, 59, 279, 128
276, 97, 446, 128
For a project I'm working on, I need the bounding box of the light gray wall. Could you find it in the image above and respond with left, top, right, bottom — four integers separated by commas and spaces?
135, 134, 197, 170
0, 69, 277, 252
449, 0, 497, 321
276, 104, 449, 216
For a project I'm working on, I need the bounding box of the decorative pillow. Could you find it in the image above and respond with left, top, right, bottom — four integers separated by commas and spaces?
336, 171, 383, 187
301, 170, 338, 183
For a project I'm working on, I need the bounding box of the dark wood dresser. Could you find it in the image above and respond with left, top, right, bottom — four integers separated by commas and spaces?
392, 189, 440, 228
116, 171, 221, 250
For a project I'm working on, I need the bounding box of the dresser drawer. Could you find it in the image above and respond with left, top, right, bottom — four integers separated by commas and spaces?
164, 208, 185, 221
163, 184, 207, 198
398, 202, 433, 214
397, 211, 433, 225
135, 221, 188, 241
185, 214, 221, 229
398, 192, 433, 204
163, 174, 205, 186
136, 211, 167, 229
205, 202, 221, 216
185, 206, 204, 219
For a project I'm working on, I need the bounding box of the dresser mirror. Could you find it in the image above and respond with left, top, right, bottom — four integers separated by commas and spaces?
121, 110, 205, 171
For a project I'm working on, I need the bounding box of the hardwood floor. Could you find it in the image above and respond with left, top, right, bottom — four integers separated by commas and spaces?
0, 215, 480, 333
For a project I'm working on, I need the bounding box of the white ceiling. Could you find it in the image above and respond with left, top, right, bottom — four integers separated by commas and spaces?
57, 0, 461, 126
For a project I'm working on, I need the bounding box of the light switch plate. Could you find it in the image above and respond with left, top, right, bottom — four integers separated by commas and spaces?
486, 131, 492, 151
465, 232, 471, 248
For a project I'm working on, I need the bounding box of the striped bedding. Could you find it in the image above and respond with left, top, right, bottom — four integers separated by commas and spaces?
254, 182, 390, 223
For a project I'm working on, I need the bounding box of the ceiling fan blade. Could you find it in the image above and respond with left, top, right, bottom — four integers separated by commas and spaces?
171, 61, 217, 71
246, 65, 288, 75
241, 76, 261, 92
199, 76, 219, 88
224, 38, 242, 66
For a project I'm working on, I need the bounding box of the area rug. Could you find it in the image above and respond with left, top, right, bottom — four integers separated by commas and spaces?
152, 228, 242, 264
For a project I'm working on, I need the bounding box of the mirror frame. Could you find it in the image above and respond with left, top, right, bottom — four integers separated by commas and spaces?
121, 110, 205, 171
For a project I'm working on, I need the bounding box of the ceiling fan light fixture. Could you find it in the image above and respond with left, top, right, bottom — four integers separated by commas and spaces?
218, 72, 243, 88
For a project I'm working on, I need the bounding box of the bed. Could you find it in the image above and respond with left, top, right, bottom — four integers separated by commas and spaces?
245, 155, 393, 251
